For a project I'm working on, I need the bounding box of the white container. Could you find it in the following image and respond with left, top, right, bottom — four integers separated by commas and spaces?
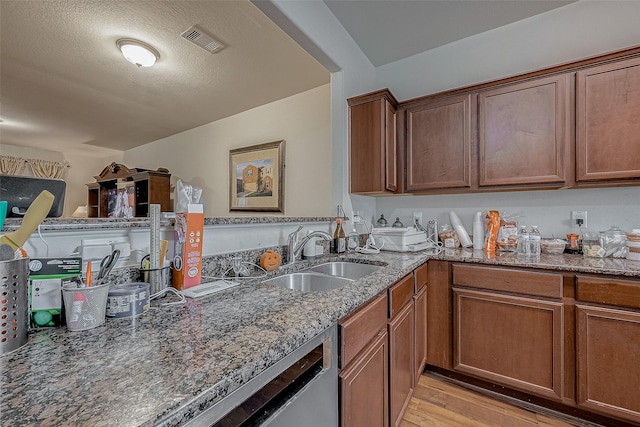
449, 211, 472, 248
372, 227, 428, 251
626, 251, 640, 261
303, 231, 323, 259
472, 212, 484, 250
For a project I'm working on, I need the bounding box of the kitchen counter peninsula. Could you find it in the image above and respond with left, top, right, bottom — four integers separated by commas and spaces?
2, 249, 640, 426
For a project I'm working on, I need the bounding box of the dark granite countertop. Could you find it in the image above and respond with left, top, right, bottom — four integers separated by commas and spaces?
0, 216, 334, 232
2, 249, 639, 426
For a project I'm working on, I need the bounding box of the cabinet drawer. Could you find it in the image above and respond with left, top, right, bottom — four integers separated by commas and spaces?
414, 263, 427, 293
576, 275, 640, 310
452, 263, 563, 299
389, 274, 414, 318
339, 292, 388, 369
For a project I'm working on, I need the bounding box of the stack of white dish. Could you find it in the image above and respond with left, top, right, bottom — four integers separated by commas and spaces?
627, 229, 640, 261
371, 227, 433, 252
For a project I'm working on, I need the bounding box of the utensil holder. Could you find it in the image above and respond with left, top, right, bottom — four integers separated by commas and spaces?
139, 266, 171, 297
62, 282, 110, 331
0, 258, 29, 355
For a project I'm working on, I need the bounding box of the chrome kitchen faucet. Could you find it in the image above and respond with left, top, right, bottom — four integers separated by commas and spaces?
287, 226, 331, 265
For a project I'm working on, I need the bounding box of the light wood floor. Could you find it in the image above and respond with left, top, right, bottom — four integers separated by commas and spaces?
402, 374, 589, 427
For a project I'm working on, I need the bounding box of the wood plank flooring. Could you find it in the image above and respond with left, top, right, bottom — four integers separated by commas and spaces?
402, 374, 593, 427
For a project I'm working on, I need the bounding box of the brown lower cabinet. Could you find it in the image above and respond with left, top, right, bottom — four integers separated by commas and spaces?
413, 285, 427, 385
339, 266, 427, 427
426, 263, 640, 426
451, 264, 566, 401
453, 287, 565, 401
574, 274, 640, 424
339, 330, 389, 427
389, 300, 414, 427
576, 304, 640, 423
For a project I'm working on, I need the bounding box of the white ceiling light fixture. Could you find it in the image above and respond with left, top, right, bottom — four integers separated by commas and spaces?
116, 38, 160, 67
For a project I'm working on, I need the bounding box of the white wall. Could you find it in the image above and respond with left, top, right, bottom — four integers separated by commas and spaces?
251, 0, 377, 224
376, 187, 640, 239
262, 1, 640, 236
371, 1, 640, 237
376, 1, 640, 99
123, 84, 332, 217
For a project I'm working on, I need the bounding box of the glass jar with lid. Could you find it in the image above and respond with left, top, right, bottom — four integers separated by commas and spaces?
602, 225, 628, 258
582, 231, 604, 258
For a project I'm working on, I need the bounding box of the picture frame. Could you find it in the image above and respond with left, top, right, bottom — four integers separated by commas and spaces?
229, 140, 285, 212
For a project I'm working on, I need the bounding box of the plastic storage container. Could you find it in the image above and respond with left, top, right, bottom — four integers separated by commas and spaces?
540, 239, 567, 255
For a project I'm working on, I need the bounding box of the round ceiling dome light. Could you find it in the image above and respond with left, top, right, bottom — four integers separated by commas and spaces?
116, 38, 159, 67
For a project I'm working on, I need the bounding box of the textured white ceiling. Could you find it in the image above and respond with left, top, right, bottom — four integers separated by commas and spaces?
0, 0, 329, 154
0, 0, 576, 156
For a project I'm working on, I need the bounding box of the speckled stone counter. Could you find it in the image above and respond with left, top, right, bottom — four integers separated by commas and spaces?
432, 247, 640, 277
2, 249, 640, 427
0, 216, 334, 232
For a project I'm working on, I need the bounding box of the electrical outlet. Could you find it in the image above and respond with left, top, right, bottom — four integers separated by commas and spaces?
571, 210, 588, 228
413, 212, 423, 226
352, 212, 362, 224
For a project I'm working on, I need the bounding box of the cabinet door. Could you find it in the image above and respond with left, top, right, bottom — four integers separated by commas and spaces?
405, 94, 472, 191
349, 91, 397, 194
478, 74, 570, 187
426, 260, 452, 369
388, 302, 414, 427
340, 331, 389, 427
453, 288, 565, 401
413, 285, 427, 385
576, 57, 640, 182
576, 304, 640, 423
385, 101, 398, 192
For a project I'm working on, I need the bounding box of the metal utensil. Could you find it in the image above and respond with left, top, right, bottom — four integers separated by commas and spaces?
96, 249, 120, 285
0, 244, 14, 261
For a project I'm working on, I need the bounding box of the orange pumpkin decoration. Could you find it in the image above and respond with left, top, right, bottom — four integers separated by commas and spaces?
260, 250, 281, 271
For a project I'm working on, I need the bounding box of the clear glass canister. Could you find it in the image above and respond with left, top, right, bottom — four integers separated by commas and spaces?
582, 231, 604, 258
602, 225, 628, 258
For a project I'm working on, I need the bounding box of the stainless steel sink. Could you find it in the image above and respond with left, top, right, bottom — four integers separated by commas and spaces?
308, 261, 382, 280
263, 272, 354, 292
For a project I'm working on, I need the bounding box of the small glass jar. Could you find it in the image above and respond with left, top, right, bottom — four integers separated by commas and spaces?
582, 231, 604, 258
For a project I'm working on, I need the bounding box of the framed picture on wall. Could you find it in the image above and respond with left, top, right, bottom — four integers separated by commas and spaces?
229, 140, 285, 212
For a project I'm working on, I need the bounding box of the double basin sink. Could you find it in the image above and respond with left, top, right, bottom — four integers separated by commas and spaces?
263, 261, 383, 292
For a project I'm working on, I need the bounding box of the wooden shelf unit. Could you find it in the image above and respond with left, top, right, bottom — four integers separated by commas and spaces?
86, 162, 171, 218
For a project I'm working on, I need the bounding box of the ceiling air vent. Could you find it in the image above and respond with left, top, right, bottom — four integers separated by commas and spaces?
181, 25, 223, 54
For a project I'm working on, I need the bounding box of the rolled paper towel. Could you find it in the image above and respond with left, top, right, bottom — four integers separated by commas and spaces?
449, 211, 472, 248
473, 212, 484, 250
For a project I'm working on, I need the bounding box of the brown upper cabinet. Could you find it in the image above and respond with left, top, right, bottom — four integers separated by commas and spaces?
348, 46, 640, 196
348, 89, 398, 194
478, 74, 570, 187
576, 56, 640, 183
405, 94, 472, 191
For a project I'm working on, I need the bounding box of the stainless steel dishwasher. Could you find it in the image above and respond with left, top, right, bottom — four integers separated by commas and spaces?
185, 324, 339, 427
